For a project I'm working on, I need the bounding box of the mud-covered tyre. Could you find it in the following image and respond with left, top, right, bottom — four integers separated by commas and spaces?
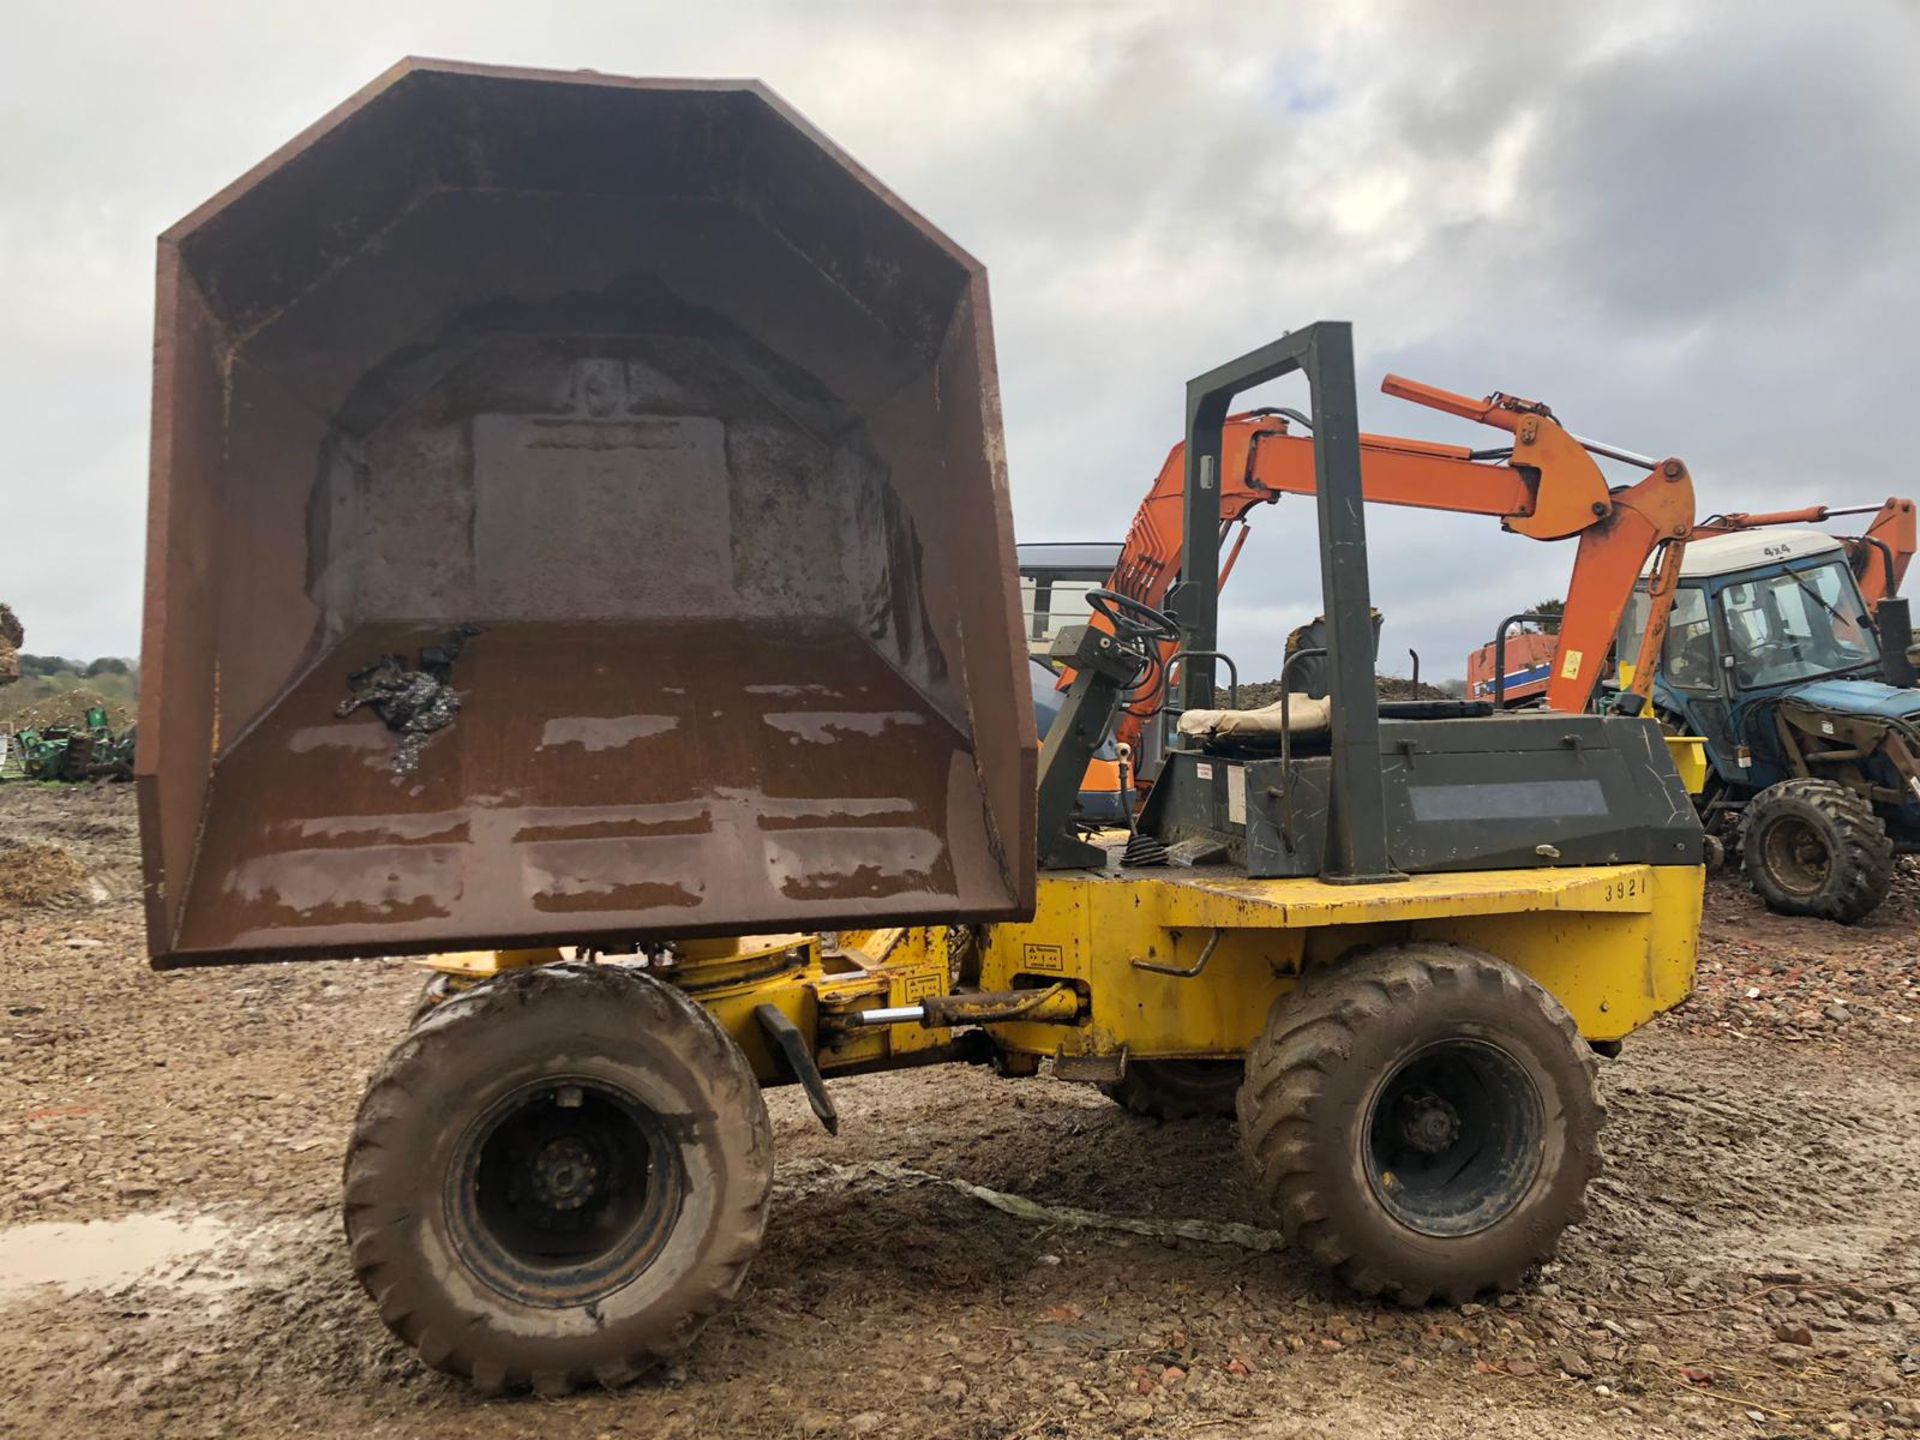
344, 962, 773, 1395
1100, 1060, 1244, 1120
407, 970, 468, 1027
1740, 778, 1893, 924
1237, 942, 1602, 1306
1700, 832, 1727, 872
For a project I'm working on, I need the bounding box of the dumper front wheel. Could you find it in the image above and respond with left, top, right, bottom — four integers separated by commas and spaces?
344, 963, 773, 1395
1238, 943, 1601, 1305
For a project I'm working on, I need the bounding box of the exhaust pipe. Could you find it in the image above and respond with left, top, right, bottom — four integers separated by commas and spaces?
141, 60, 1035, 965
1879, 598, 1917, 689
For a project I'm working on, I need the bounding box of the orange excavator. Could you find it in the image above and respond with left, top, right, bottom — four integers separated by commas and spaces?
1091, 375, 1696, 776
1470, 497, 1917, 705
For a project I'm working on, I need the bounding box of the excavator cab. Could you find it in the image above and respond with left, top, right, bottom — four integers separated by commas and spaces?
1017, 542, 1123, 662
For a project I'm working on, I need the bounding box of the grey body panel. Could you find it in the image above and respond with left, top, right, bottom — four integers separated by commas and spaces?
1141, 712, 1702, 878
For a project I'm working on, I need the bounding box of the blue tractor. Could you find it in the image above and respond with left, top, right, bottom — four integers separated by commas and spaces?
1619, 527, 1920, 922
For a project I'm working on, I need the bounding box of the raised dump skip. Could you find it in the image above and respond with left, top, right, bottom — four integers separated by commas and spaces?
140, 60, 1035, 965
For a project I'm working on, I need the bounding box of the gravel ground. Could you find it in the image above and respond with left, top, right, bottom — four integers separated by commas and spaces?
2, 784, 1918, 1438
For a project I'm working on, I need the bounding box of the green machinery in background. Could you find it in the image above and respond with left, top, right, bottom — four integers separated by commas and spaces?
2, 708, 135, 782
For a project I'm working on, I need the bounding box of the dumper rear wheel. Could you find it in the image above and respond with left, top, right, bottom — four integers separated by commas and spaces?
344, 962, 773, 1395
1100, 1060, 1243, 1120
1740, 778, 1893, 924
1238, 943, 1601, 1305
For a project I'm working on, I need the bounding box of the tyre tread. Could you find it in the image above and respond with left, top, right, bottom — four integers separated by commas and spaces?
1237, 943, 1602, 1306
1740, 777, 1893, 924
343, 962, 773, 1395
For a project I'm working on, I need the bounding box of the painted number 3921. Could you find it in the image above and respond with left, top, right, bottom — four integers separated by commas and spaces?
1603, 877, 1642, 901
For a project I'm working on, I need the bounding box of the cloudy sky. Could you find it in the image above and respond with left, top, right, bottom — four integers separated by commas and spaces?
4, 0, 1918, 680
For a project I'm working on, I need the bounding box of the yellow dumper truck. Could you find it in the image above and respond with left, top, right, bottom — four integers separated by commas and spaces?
138, 61, 1703, 1394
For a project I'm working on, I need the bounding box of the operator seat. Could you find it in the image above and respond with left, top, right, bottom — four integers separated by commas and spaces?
1176, 696, 1331, 742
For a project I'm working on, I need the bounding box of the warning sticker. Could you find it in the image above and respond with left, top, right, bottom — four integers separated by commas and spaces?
891, 969, 946, 1005
1227, 766, 1247, 826
1559, 649, 1584, 680
1194, 762, 1214, 780
1023, 943, 1066, 973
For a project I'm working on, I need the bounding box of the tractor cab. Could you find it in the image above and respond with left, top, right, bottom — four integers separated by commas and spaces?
1618, 530, 1902, 784
1618, 527, 1920, 921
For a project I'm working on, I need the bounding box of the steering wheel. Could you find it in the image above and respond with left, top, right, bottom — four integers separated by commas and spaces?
1741, 638, 1800, 682
1088, 588, 1182, 645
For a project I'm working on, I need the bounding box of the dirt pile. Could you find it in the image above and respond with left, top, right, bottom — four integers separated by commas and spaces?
0, 604, 20, 686
0, 782, 141, 903
1216, 674, 1447, 708
0, 838, 87, 910
0, 684, 134, 732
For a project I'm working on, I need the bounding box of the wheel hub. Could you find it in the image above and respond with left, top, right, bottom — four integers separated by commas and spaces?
1761, 816, 1830, 895
1363, 1038, 1545, 1238
1396, 1089, 1461, 1155
450, 1076, 684, 1308
529, 1137, 600, 1211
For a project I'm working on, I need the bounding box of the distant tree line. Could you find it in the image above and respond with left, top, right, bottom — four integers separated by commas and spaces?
17, 655, 137, 678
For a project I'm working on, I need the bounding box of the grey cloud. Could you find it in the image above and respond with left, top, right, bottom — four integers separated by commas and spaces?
1524, 9, 1920, 324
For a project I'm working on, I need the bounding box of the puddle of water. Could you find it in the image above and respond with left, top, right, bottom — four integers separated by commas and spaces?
0, 1212, 237, 1302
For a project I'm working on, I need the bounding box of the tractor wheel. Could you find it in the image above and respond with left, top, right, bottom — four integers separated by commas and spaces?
1700, 833, 1727, 871
1100, 1060, 1243, 1120
1740, 778, 1893, 924
1237, 942, 1602, 1305
344, 962, 773, 1395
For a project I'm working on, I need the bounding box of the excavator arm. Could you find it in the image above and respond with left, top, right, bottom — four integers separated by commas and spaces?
1100, 377, 1694, 756
1699, 498, 1916, 610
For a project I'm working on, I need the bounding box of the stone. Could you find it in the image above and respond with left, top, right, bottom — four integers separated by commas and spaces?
1557, 1348, 1594, 1380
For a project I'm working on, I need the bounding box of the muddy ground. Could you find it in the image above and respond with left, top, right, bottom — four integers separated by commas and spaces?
2, 783, 1918, 1439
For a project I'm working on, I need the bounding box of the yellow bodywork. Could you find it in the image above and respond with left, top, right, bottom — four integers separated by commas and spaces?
425, 929, 958, 1085
427, 862, 1702, 1080
1663, 735, 1709, 796
979, 863, 1701, 1056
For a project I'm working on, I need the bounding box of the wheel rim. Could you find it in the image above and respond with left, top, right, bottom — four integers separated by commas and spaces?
448, 1076, 685, 1307
1362, 1039, 1545, 1238
1758, 815, 1829, 897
